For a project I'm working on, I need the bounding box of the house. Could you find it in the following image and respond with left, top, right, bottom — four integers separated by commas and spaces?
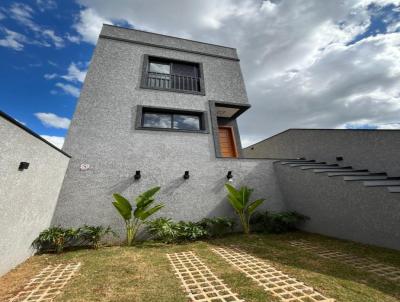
1, 24, 399, 277
51, 24, 284, 233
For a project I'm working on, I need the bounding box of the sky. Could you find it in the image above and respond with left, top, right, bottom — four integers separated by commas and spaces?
1, 0, 400, 148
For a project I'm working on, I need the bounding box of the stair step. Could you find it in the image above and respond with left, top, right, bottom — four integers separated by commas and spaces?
388, 186, 400, 193
328, 171, 380, 177
343, 175, 388, 181
301, 166, 350, 170
328, 170, 372, 177
290, 163, 331, 167
364, 179, 400, 187
280, 160, 315, 165
314, 169, 360, 173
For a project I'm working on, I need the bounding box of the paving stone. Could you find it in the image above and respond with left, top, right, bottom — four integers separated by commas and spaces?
289, 240, 400, 282
212, 247, 334, 302
167, 251, 244, 302
9, 263, 81, 302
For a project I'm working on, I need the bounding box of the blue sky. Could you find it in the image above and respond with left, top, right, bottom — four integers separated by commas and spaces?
0, 1, 92, 146
1, 0, 400, 148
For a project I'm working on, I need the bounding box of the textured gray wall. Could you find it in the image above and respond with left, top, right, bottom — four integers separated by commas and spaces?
275, 163, 400, 250
0, 117, 69, 276
53, 26, 284, 239
244, 129, 400, 176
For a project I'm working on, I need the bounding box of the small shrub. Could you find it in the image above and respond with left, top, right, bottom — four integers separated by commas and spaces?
32, 226, 78, 253
250, 211, 309, 234
78, 225, 117, 249
175, 221, 208, 241
198, 217, 235, 237
146, 216, 235, 243
146, 218, 179, 243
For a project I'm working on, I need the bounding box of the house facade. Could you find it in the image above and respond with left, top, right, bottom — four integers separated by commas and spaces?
51, 25, 284, 235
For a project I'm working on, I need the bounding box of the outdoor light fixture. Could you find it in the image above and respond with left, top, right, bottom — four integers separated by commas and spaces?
226, 171, 233, 181
183, 171, 190, 179
18, 162, 29, 171
336, 156, 344, 161
134, 170, 141, 180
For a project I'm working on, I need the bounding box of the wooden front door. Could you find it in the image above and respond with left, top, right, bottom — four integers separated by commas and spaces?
218, 126, 238, 158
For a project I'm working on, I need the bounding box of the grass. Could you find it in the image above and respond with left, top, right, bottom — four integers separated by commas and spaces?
1, 232, 399, 302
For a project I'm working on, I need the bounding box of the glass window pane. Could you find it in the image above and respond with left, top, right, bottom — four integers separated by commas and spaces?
143, 113, 171, 128
173, 114, 200, 130
149, 62, 170, 74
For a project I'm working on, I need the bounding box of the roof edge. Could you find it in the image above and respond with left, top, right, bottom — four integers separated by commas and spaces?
102, 24, 237, 51
0, 110, 71, 158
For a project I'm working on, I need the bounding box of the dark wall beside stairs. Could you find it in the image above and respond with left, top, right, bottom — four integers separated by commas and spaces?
275, 163, 400, 250
243, 129, 400, 177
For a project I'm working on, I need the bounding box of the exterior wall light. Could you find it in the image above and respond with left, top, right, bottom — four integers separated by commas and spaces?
183, 171, 190, 179
134, 170, 141, 180
226, 171, 233, 181
336, 156, 343, 161
18, 162, 30, 171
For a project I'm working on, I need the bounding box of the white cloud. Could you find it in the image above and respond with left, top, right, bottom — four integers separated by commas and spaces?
35, 112, 71, 129
7, 2, 64, 48
40, 135, 65, 148
44, 73, 57, 80
43, 29, 64, 48
73, 8, 112, 44
36, 0, 57, 12
65, 33, 81, 43
75, 0, 400, 140
0, 11, 5, 20
0, 27, 26, 51
377, 123, 400, 129
55, 83, 80, 97
61, 62, 87, 83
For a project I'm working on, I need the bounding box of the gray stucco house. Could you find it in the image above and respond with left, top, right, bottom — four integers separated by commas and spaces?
1, 24, 399, 276
51, 24, 284, 232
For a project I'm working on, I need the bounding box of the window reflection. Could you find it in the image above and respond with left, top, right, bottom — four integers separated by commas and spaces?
173, 114, 200, 130
143, 113, 171, 128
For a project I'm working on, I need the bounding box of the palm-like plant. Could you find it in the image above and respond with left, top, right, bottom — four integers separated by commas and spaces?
225, 184, 265, 234
112, 186, 164, 246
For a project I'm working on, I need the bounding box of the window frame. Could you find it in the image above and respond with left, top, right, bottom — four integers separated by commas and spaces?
135, 105, 209, 134
140, 55, 206, 95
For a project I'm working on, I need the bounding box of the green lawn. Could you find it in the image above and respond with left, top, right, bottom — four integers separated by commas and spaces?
1, 232, 399, 302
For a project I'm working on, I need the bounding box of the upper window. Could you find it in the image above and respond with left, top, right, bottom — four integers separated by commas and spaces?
141, 55, 204, 95
137, 106, 208, 133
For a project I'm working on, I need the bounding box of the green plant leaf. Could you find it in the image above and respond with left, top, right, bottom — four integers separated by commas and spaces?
135, 186, 160, 206
112, 194, 132, 220
227, 195, 245, 212
248, 199, 265, 214
137, 204, 164, 221
225, 184, 245, 211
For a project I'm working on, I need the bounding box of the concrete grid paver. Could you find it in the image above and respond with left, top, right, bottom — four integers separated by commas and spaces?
212, 247, 334, 302
167, 251, 244, 302
289, 240, 400, 282
9, 263, 81, 302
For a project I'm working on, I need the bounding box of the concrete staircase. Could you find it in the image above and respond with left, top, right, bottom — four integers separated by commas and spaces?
277, 159, 400, 193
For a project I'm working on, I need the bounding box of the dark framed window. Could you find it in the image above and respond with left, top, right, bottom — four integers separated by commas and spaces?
141, 55, 205, 95
136, 106, 208, 133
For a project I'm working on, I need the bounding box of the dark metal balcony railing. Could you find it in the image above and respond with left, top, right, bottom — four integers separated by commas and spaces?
145, 72, 201, 92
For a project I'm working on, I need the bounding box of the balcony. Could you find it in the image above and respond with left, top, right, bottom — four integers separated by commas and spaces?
144, 72, 202, 93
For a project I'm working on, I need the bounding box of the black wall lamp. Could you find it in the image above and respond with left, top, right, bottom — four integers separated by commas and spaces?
18, 162, 29, 171
134, 170, 141, 180
226, 171, 233, 181
183, 171, 190, 180
336, 156, 344, 161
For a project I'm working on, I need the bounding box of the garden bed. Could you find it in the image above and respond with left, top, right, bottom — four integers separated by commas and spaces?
1, 232, 399, 302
